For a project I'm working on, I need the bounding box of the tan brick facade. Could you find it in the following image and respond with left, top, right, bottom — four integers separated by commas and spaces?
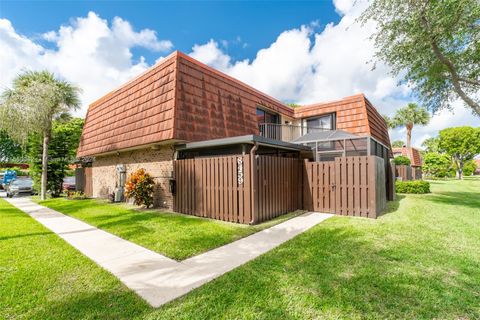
92, 145, 175, 209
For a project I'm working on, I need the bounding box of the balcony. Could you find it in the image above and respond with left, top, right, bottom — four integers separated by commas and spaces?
258, 123, 328, 142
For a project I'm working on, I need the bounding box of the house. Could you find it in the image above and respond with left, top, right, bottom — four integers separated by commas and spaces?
474, 159, 480, 175
392, 146, 422, 180
77, 51, 392, 219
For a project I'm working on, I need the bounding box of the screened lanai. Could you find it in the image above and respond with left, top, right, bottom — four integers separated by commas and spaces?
292, 130, 391, 162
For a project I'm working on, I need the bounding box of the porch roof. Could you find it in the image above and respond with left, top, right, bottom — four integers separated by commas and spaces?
175, 135, 312, 152
292, 130, 361, 143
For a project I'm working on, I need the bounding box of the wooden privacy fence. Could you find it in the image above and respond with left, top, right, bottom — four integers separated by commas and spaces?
75, 167, 93, 197
255, 156, 302, 222
303, 156, 385, 218
396, 165, 412, 181
174, 155, 252, 223
174, 155, 387, 223
174, 155, 302, 224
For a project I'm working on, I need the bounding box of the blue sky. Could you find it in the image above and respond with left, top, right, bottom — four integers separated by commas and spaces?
1, 1, 339, 64
0, 0, 476, 147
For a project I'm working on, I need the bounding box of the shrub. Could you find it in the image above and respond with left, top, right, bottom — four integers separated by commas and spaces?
396, 180, 430, 194
66, 190, 87, 200
124, 168, 155, 208
461, 160, 477, 176
394, 155, 411, 166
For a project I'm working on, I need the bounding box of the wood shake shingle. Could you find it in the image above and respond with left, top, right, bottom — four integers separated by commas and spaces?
77, 51, 392, 157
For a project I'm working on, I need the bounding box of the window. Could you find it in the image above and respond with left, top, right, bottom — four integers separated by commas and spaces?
305, 113, 335, 132
256, 107, 279, 125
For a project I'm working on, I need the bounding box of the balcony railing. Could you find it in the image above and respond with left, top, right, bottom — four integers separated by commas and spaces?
258, 123, 328, 142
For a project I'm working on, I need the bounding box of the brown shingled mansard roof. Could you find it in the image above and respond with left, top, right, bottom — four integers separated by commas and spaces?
392, 146, 423, 167
77, 51, 392, 157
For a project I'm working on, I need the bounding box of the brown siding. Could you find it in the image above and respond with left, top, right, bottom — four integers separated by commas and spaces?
294, 95, 370, 136
174, 54, 293, 142
294, 94, 391, 151
364, 97, 391, 149
77, 54, 178, 157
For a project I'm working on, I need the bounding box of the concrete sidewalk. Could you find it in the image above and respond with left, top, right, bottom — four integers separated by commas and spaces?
4, 196, 332, 307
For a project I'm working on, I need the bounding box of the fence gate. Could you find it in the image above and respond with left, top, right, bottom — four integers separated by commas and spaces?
303, 160, 336, 213
303, 156, 385, 218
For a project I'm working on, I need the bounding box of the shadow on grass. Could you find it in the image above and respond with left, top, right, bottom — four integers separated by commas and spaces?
427, 191, 480, 210
30, 289, 150, 320
156, 224, 480, 319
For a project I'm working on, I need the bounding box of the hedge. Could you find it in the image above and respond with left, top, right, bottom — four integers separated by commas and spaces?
394, 156, 411, 166
395, 180, 430, 194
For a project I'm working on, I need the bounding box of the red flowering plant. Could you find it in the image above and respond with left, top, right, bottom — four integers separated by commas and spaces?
124, 168, 155, 208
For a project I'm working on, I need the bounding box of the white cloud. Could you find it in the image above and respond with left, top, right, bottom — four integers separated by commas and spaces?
187, 0, 476, 147
190, 39, 231, 71
1, 4, 475, 146
0, 12, 173, 116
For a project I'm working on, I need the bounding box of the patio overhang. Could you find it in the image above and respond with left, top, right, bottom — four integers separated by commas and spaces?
176, 135, 312, 152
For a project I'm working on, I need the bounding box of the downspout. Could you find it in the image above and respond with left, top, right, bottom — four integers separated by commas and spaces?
249, 142, 258, 224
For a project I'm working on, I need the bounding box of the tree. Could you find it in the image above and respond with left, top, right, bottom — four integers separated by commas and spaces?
422, 137, 440, 153
286, 103, 302, 108
393, 155, 411, 166
390, 103, 430, 149
0, 131, 25, 163
361, 0, 480, 116
423, 152, 453, 178
382, 114, 393, 128
27, 117, 84, 197
392, 140, 405, 148
438, 126, 480, 179
0, 71, 81, 199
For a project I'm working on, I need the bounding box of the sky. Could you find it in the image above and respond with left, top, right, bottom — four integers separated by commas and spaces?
0, 0, 478, 148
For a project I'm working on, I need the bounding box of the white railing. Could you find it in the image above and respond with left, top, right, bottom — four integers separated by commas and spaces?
258, 123, 328, 142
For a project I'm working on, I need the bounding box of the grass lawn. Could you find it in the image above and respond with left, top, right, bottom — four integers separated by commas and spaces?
36, 198, 301, 260
2, 177, 479, 319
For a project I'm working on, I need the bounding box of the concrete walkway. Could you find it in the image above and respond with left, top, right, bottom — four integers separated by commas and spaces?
4, 196, 332, 307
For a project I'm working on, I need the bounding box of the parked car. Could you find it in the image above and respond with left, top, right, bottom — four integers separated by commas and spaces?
1, 170, 17, 190
6, 178, 34, 197
63, 176, 76, 191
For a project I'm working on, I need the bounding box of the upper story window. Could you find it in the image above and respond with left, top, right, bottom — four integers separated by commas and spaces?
305, 113, 336, 132
256, 107, 279, 124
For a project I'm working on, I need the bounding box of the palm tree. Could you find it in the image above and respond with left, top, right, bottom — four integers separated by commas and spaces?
0, 71, 81, 200
390, 103, 430, 149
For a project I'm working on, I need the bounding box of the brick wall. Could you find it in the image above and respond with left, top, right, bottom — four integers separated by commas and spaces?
92, 145, 175, 209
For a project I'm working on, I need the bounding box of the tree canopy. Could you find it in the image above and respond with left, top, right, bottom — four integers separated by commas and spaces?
421, 137, 440, 153
28, 117, 84, 196
0, 71, 81, 199
361, 0, 480, 116
0, 131, 24, 163
389, 103, 430, 148
392, 140, 405, 148
438, 126, 480, 179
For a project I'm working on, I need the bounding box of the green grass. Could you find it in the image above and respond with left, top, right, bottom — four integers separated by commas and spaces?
2, 177, 479, 319
36, 197, 302, 260
0, 199, 148, 320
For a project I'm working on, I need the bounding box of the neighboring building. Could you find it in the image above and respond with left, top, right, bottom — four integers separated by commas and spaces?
474, 159, 480, 175
77, 51, 392, 210
392, 146, 422, 167
392, 146, 422, 180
